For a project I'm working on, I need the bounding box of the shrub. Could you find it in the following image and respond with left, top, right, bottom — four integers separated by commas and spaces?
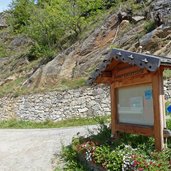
8, 0, 110, 59
144, 20, 156, 33
28, 43, 55, 60
61, 145, 85, 171
0, 43, 8, 57
61, 121, 171, 171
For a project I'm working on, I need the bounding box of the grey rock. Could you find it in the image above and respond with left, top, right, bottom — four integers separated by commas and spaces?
132, 16, 145, 23
0, 12, 8, 28
0, 86, 110, 121
10, 36, 31, 49
78, 108, 88, 113
150, 0, 171, 25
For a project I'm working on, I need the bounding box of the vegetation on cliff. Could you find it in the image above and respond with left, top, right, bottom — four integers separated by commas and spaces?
0, 0, 171, 96
8, 0, 117, 59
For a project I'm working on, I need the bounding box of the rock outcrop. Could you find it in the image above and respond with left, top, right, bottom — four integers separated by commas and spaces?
0, 0, 171, 90
25, 0, 170, 89
0, 12, 8, 29
25, 14, 118, 88
150, 0, 171, 25
139, 25, 171, 55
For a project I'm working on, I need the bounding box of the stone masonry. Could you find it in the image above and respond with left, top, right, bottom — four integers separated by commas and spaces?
0, 86, 110, 121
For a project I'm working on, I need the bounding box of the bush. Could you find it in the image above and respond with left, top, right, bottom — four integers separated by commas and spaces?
144, 20, 156, 33
61, 122, 171, 171
28, 43, 55, 60
8, 0, 111, 60
9, 0, 34, 32
61, 145, 86, 171
0, 43, 8, 57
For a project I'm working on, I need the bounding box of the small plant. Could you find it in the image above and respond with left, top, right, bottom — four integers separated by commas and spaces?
59, 78, 86, 90
144, 20, 156, 33
61, 145, 86, 171
0, 43, 8, 57
28, 43, 55, 61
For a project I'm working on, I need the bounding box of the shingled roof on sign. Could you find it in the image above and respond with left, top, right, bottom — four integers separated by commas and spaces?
88, 48, 171, 85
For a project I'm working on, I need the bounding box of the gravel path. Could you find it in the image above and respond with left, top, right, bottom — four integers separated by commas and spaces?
0, 125, 97, 171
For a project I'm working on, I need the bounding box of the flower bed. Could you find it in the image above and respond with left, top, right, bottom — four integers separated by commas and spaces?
62, 120, 171, 171
76, 140, 171, 171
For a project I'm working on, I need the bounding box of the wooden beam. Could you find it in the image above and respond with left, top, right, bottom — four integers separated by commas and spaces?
113, 73, 152, 88
95, 72, 112, 84
161, 65, 171, 70
105, 60, 120, 71
101, 71, 112, 77
113, 65, 141, 77
110, 83, 118, 136
96, 76, 112, 84
116, 124, 154, 137
152, 69, 165, 151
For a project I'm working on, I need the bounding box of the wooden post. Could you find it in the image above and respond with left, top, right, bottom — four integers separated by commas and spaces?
160, 67, 166, 129
160, 69, 167, 147
110, 83, 117, 136
152, 69, 164, 151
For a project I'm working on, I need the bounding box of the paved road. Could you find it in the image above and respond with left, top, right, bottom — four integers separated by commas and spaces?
0, 126, 96, 171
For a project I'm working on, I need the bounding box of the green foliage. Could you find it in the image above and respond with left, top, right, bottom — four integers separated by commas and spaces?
9, 0, 35, 32
0, 76, 87, 98
28, 43, 55, 60
128, 0, 145, 11
0, 77, 25, 97
94, 145, 123, 170
144, 20, 156, 33
164, 69, 171, 79
62, 121, 171, 171
0, 116, 109, 128
8, 0, 117, 59
61, 145, 86, 171
60, 78, 86, 90
88, 118, 111, 144
93, 144, 170, 171
0, 42, 8, 57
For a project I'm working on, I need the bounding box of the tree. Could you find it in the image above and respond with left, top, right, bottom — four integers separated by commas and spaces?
8, 0, 109, 59
54, 0, 104, 36
9, 0, 35, 32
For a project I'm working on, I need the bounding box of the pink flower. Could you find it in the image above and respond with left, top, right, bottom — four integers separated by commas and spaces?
133, 160, 138, 166
150, 161, 153, 165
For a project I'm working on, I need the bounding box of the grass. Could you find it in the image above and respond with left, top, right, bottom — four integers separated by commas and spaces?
164, 69, 171, 79
0, 43, 8, 57
0, 77, 87, 98
58, 78, 86, 90
0, 77, 25, 97
0, 116, 110, 129
144, 20, 156, 33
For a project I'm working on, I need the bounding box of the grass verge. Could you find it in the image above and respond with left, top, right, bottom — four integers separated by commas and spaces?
0, 77, 87, 98
0, 116, 110, 129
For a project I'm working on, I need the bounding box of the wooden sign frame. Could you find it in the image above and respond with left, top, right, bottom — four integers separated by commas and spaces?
88, 48, 171, 151
111, 67, 165, 151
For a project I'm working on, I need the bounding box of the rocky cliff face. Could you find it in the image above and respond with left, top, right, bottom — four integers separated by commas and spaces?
26, 14, 118, 88
0, 0, 171, 92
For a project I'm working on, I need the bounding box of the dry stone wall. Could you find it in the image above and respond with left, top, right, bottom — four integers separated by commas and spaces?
0, 86, 111, 121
